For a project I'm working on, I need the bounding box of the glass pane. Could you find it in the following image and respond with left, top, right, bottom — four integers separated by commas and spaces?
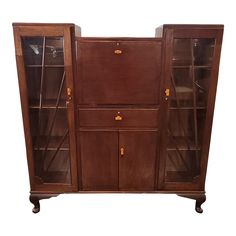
170, 68, 193, 107
165, 37, 215, 183
166, 109, 206, 182
22, 37, 43, 65
45, 37, 64, 65
194, 68, 211, 107
165, 150, 200, 182
193, 39, 215, 66
26, 67, 66, 107
22, 36, 71, 184
172, 39, 191, 66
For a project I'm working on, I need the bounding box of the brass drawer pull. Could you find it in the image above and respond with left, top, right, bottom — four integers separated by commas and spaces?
120, 147, 125, 156
114, 49, 122, 54
115, 115, 122, 121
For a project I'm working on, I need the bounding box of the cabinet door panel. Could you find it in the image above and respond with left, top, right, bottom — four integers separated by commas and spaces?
78, 40, 161, 105
159, 27, 223, 190
22, 36, 71, 185
119, 131, 157, 190
13, 25, 78, 192
80, 131, 118, 190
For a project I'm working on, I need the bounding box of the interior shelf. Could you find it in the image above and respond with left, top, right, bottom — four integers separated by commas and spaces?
167, 136, 200, 151
165, 171, 199, 182
26, 65, 64, 68
169, 107, 206, 110
172, 65, 212, 69
41, 171, 71, 183
29, 99, 67, 109
33, 136, 69, 150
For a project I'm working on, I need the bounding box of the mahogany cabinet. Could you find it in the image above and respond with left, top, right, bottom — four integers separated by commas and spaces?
13, 23, 223, 213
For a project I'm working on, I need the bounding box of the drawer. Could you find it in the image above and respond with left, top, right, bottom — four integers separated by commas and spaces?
79, 108, 158, 127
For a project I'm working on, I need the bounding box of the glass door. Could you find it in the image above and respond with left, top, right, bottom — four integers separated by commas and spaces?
22, 36, 71, 184
164, 36, 216, 185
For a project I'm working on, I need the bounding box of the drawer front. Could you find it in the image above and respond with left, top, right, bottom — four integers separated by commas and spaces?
79, 108, 159, 128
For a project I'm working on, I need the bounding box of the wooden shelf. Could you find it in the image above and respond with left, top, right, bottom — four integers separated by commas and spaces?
165, 171, 199, 182
167, 136, 200, 151
169, 107, 206, 110
41, 171, 71, 183
29, 99, 67, 109
172, 65, 212, 69
26, 65, 64, 68
33, 136, 69, 150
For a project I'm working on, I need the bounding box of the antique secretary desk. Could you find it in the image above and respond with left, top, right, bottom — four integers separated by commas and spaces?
13, 23, 223, 213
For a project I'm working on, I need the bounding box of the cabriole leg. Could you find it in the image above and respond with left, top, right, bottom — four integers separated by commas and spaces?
29, 194, 59, 213
29, 195, 40, 213
178, 193, 206, 213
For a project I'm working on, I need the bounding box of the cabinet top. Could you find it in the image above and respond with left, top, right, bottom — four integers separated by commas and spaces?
12, 23, 224, 39
12, 22, 76, 27
162, 24, 224, 29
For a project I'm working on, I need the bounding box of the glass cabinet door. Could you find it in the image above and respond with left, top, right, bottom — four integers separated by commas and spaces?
164, 37, 215, 184
22, 36, 71, 184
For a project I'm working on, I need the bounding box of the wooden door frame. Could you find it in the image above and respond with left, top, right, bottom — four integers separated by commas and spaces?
13, 24, 78, 192
158, 25, 224, 191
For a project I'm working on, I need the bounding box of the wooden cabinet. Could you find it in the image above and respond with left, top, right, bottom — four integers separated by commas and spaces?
13, 23, 223, 213
80, 130, 158, 191
13, 24, 79, 194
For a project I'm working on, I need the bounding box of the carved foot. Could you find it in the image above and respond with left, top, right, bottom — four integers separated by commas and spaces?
178, 193, 206, 213
29, 195, 40, 213
29, 194, 59, 213
195, 195, 206, 213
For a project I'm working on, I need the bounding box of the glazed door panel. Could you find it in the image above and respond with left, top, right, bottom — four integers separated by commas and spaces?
160, 28, 223, 190
80, 131, 118, 190
14, 25, 78, 191
22, 36, 72, 185
119, 131, 157, 190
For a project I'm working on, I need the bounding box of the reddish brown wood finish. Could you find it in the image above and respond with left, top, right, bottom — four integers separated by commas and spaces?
79, 108, 159, 128
158, 25, 224, 192
13, 23, 223, 213
77, 39, 162, 105
13, 24, 79, 192
80, 131, 118, 190
119, 131, 158, 190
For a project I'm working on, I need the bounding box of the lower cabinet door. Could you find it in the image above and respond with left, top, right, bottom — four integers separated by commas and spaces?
80, 131, 118, 190
119, 131, 158, 190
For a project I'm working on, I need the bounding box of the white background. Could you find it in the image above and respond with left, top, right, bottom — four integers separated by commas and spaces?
0, 0, 235, 235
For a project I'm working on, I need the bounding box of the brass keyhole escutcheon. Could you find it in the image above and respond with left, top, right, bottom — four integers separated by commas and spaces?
67, 88, 72, 101
165, 88, 170, 97
165, 88, 170, 100
120, 147, 125, 156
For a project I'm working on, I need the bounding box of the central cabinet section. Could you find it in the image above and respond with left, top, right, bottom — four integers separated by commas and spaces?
77, 39, 162, 191
80, 130, 158, 190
